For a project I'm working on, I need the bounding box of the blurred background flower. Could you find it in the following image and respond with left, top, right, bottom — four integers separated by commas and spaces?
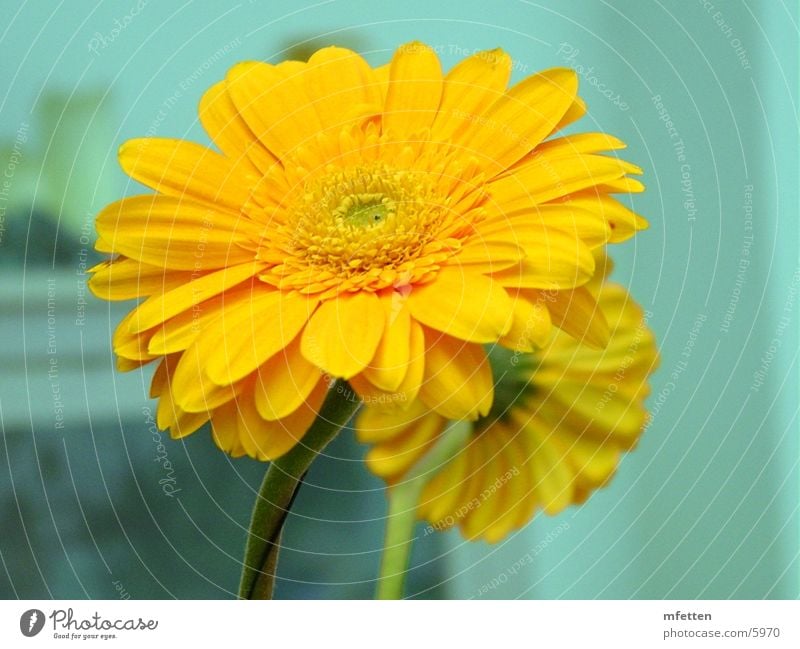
358, 275, 659, 544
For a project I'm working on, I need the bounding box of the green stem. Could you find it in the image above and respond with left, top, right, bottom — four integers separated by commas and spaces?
376, 420, 471, 599
238, 380, 361, 600
376, 480, 420, 600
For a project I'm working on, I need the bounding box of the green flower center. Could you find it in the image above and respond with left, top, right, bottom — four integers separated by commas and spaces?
476, 344, 539, 433
334, 193, 394, 228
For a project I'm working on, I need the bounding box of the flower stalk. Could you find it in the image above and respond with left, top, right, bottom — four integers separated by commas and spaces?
376, 420, 471, 599
239, 380, 360, 600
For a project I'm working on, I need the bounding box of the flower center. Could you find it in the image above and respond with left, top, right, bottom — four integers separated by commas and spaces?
335, 193, 393, 227
264, 164, 463, 295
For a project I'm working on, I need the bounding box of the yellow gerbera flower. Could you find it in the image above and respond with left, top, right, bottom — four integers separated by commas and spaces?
357, 280, 659, 542
89, 42, 646, 461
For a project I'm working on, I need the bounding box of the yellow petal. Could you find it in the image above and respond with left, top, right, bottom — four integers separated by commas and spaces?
226, 60, 322, 159
451, 438, 493, 533
303, 47, 382, 130
432, 48, 512, 142
478, 205, 611, 250
450, 238, 524, 274
88, 258, 192, 301
537, 132, 626, 156
419, 448, 472, 524
545, 379, 647, 444
489, 153, 635, 206
463, 68, 578, 174
400, 320, 427, 405
198, 80, 278, 174
170, 342, 248, 413
362, 293, 411, 392
373, 63, 390, 99
128, 260, 265, 333
483, 429, 533, 541
211, 401, 247, 457
235, 394, 271, 460
407, 269, 513, 343
418, 329, 493, 420
547, 286, 610, 348
116, 357, 149, 372
118, 138, 255, 213
149, 355, 174, 398
156, 385, 209, 439
596, 176, 645, 194
96, 195, 260, 270
349, 319, 426, 406
205, 290, 318, 385
498, 296, 552, 352
553, 431, 620, 486
254, 336, 323, 421
383, 42, 443, 136
551, 95, 586, 133
526, 421, 575, 515
365, 411, 447, 482
113, 308, 158, 362
355, 399, 429, 444
490, 232, 595, 289
461, 432, 509, 540
300, 292, 384, 379
532, 206, 611, 248
94, 236, 114, 254
561, 192, 648, 242
147, 293, 231, 355
243, 380, 329, 461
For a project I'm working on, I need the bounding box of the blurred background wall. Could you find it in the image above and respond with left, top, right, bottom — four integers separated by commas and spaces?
0, 0, 796, 599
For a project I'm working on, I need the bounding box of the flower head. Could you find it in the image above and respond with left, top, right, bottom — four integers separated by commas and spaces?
90, 42, 646, 460
357, 279, 659, 542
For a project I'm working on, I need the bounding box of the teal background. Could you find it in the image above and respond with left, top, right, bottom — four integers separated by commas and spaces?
0, 0, 797, 599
